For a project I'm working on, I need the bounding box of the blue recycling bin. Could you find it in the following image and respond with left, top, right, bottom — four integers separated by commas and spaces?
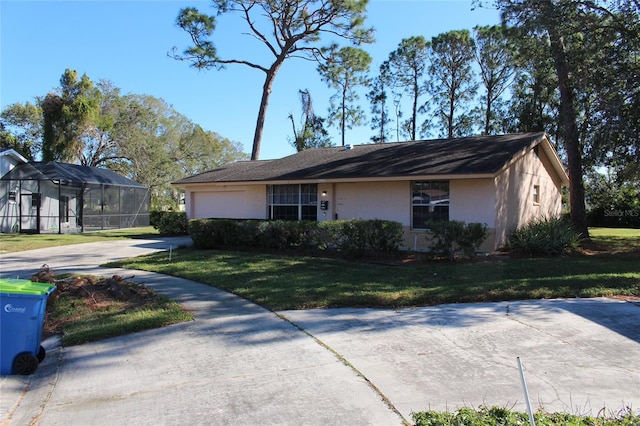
0, 279, 56, 375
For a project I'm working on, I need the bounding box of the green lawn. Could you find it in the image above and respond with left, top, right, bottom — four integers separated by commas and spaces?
0, 227, 159, 252
108, 228, 640, 311
589, 227, 640, 251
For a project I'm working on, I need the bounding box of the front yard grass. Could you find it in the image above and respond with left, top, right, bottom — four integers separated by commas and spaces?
43, 273, 192, 346
107, 228, 640, 311
0, 227, 159, 253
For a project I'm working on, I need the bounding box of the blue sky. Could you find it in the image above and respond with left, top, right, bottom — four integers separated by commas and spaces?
1, 0, 501, 160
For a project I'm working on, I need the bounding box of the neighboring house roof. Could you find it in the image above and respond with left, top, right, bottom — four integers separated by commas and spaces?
0, 148, 28, 164
1, 161, 146, 188
174, 132, 569, 186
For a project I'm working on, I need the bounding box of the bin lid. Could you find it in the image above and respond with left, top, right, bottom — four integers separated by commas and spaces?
0, 278, 55, 295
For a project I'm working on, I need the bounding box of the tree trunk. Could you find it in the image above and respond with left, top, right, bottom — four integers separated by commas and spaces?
546, 24, 589, 238
341, 85, 347, 146
448, 86, 455, 139
251, 61, 283, 161
411, 78, 418, 140
484, 86, 493, 135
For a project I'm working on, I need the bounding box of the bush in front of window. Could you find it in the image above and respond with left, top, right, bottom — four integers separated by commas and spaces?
253, 220, 319, 250
187, 218, 403, 257
425, 220, 489, 260
320, 219, 404, 258
504, 216, 580, 256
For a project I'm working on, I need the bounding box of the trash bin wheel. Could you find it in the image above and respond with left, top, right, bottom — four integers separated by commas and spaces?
37, 345, 46, 362
13, 352, 39, 375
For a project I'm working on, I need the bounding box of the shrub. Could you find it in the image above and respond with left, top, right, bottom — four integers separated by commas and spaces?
367, 219, 405, 254
187, 218, 403, 258
188, 218, 215, 249
425, 220, 489, 260
457, 222, 489, 257
505, 216, 581, 256
319, 219, 403, 258
151, 211, 188, 235
412, 405, 640, 426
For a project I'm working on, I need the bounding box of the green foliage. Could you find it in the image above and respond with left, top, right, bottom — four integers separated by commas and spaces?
412, 405, 640, 426
150, 211, 188, 235
187, 218, 403, 258
506, 217, 581, 256
172, 0, 373, 159
0, 102, 42, 160
586, 172, 640, 228
112, 94, 247, 208
426, 220, 489, 260
42, 69, 101, 163
111, 227, 640, 310
318, 45, 372, 146
189, 218, 239, 249
427, 29, 478, 138
325, 219, 403, 257
288, 89, 332, 152
387, 36, 430, 140
367, 61, 393, 143
2, 69, 247, 210
473, 25, 517, 135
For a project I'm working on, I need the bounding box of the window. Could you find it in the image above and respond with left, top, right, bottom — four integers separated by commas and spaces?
412, 180, 449, 229
533, 185, 540, 205
268, 184, 318, 221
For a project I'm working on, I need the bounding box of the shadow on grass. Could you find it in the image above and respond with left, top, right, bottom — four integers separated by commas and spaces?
111, 247, 640, 342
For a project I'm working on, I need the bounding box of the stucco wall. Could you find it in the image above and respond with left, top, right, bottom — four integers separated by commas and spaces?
494, 147, 563, 248
180, 147, 564, 252
450, 179, 496, 227
329, 181, 410, 224
187, 185, 267, 220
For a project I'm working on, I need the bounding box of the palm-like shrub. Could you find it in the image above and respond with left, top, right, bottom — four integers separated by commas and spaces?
505, 217, 581, 256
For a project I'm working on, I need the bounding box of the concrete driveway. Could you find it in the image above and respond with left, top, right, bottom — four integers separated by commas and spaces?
1, 237, 639, 425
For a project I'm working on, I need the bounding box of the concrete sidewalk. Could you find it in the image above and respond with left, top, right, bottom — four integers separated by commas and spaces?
2, 268, 402, 425
1, 239, 639, 425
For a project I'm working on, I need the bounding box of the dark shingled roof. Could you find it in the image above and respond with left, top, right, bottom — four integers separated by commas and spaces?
1, 162, 146, 187
174, 132, 549, 185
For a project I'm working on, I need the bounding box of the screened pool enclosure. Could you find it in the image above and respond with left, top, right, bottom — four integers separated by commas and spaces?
0, 162, 149, 234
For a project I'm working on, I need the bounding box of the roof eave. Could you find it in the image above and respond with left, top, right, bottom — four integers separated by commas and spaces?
172, 173, 497, 187
493, 133, 569, 187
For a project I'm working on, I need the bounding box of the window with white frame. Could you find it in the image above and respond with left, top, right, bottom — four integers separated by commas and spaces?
533, 185, 540, 205
412, 180, 450, 228
268, 184, 318, 221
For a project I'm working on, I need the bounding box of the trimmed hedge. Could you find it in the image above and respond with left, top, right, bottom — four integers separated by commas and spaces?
425, 220, 489, 260
150, 211, 188, 235
188, 218, 404, 258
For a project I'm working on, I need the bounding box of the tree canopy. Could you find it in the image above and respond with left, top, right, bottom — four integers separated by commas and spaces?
1, 69, 248, 210
172, 0, 374, 160
318, 45, 372, 146
496, 0, 640, 235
